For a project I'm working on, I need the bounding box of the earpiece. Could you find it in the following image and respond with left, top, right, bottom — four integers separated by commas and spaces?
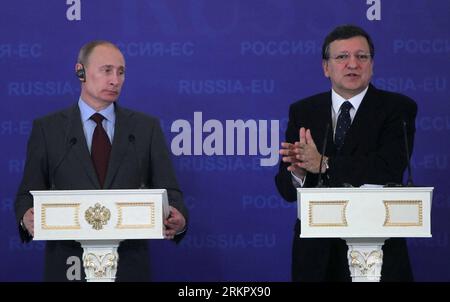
76, 64, 86, 82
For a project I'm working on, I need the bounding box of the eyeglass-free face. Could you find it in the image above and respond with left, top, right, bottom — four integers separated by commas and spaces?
79, 44, 126, 111
322, 36, 374, 100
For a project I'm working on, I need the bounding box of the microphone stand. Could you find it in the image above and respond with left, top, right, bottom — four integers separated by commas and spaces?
316, 124, 330, 188
402, 120, 415, 187
50, 137, 77, 190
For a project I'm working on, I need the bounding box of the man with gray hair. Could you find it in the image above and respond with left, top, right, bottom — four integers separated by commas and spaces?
276, 25, 416, 282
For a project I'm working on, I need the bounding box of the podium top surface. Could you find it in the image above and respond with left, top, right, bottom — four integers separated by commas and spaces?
30, 189, 167, 196
298, 187, 434, 193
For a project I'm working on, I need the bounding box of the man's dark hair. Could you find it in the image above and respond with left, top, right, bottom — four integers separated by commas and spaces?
322, 25, 374, 60
77, 40, 120, 66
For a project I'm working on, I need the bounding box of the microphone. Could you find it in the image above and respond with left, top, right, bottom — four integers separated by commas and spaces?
129, 134, 147, 189
50, 137, 77, 190
402, 120, 415, 187
316, 123, 330, 188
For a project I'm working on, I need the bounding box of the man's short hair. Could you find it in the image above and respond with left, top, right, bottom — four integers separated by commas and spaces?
77, 40, 120, 65
322, 25, 374, 60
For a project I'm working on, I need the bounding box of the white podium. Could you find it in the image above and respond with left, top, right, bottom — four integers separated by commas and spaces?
297, 187, 433, 282
32, 189, 169, 282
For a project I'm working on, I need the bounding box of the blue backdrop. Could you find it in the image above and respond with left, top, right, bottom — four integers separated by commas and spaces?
1, 0, 449, 281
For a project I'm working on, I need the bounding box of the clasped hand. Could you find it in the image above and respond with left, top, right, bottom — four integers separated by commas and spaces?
279, 127, 324, 178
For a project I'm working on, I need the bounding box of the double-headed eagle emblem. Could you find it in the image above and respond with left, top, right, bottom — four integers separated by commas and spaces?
85, 203, 111, 230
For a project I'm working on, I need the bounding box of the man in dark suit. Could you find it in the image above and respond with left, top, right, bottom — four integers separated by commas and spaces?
15, 40, 188, 281
275, 25, 417, 281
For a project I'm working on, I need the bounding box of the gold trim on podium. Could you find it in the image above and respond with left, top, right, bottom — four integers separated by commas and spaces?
116, 202, 155, 229
42, 203, 81, 230
308, 200, 348, 227
383, 200, 423, 226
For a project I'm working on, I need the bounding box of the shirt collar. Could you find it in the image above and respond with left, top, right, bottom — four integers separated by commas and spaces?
78, 98, 115, 123
331, 86, 368, 114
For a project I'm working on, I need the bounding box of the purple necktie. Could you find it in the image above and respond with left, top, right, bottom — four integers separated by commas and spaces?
90, 113, 111, 188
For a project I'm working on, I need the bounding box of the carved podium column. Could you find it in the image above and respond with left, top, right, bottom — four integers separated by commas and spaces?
297, 187, 433, 282
80, 240, 120, 282
345, 238, 385, 282
32, 189, 169, 282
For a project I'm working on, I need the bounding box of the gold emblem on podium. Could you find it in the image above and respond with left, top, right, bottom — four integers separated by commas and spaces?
85, 203, 111, 230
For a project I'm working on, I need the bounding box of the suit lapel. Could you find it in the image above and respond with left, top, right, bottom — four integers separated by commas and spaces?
311, 94, 335, 156
103, 104, 136, 188
64, 105, 101, 188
